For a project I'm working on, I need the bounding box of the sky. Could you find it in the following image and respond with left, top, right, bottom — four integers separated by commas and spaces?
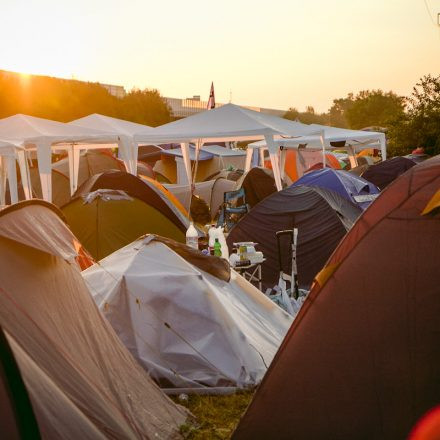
1, 0, 440, 112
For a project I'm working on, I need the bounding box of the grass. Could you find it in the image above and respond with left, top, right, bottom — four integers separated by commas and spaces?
171, 390, 254, 439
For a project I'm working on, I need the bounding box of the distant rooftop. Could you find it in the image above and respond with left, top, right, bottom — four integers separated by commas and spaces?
164, 95, 287, 119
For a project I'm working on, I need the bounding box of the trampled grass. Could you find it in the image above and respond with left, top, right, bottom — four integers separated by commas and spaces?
172, 390, 254, 439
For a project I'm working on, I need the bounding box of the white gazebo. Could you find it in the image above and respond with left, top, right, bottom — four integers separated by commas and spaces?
248, 124, 386, 172
0, 139, 30, 205
0, 114, 121, 202
134, 103, 323, 190
69, 113, 154, 176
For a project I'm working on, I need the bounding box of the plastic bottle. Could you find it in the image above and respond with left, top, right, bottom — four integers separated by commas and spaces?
186, 222, 199, 250
214, 238, 222, 257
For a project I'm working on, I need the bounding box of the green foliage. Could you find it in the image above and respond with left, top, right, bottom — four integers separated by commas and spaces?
387, 74, 440, 157
284, 106, 328, 125
0, 71, 171, 126
344, 90, 404, 130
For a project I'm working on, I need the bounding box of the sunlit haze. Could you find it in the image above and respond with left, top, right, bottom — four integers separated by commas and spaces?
2, 0, 440, 111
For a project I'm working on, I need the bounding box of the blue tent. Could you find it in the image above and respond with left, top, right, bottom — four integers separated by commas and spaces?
292, 168, 380, 210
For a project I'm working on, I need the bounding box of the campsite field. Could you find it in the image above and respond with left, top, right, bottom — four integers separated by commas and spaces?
172, 391, 254, 439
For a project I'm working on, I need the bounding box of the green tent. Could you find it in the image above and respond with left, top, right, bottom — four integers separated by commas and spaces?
63, 192, 185, 260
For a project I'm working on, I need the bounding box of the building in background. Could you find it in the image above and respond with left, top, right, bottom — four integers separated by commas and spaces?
164, 95, 286, 119
99, 83, 126, 99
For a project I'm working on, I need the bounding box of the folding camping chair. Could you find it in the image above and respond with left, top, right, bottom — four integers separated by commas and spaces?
276, 229, 299, 299
217, 188, 248, 231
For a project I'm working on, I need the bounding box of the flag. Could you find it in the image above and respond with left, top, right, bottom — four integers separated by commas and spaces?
207, 82, 215, 109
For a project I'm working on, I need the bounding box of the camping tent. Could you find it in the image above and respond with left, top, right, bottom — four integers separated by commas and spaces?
0, 200, 187, 439
62, 172, 188, 260
233, 155, 440, 440
83, 235, 292, 392
52, 150, 126, 189
362, 156, 416, 190
227, 186, 361, 290
134, 103, 323, 190
155, 144, 246, 184
0, 114, 121, 202
291, 168, 380, 210
236, 167, 278, 208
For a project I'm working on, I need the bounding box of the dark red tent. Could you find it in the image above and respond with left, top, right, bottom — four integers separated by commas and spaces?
233, 155, 440, 440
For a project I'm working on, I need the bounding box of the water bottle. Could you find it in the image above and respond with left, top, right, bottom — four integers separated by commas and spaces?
186, 222, 198, 250
214, 238, 222, 257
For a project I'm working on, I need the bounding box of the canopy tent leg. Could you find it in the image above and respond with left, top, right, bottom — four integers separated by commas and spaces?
36, 141, 52, 203
117, 137, 135, 175
347, 145, 358, 168
244, 148, 253, 173
265, 135, 283, 191
6, 156, 18, 204
192, 139, 204, 184
259, 148, 266, 168
67, 145, 81, 196
379, 134, 387, 160
17, 150, 32, 200
279, 148, 287, 180
0, 157, 7, 205
320, 132, 326, 168
180, 142, 193, 213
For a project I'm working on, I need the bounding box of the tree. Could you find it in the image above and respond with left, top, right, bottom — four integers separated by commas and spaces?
284, 106, 328, 125
328, 95, 353, 128
345, 90, 404, 129
388, 74, 440, 157
283, 107, 299, 121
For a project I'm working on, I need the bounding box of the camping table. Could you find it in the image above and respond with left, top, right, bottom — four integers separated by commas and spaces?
233, 260, 265, 291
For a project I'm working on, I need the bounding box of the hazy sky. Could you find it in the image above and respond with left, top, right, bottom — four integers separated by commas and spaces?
2, 0, 440, 112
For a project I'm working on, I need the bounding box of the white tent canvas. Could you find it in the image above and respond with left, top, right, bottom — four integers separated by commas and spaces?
134, 104, 322, 189
0, 114, 120, 202
83, 235, 292, 393
70, 114, 154, 176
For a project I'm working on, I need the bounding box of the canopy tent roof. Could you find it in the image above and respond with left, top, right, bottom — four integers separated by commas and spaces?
0, 114, 123, 203
134, 103, 322, 144
0, 114, 118, 146
83, 235, 292, 392
70, 113, 153, 136
248, 124, 386, 159
162, 146, 214, 161
200, 144, 247, 157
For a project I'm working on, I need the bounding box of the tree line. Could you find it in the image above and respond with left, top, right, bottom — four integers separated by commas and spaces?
0, 70, 171, 126
284, 74, 440, 157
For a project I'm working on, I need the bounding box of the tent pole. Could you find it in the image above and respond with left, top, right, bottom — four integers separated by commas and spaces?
244, 148, 253, 172
17, 149, 32, 200
6, 156, 18, 204
320, 131, 326, 168
380, 134, 387, 161
180, 142, 193, 214
265, 135, 282, 191
36, 141, 52, 202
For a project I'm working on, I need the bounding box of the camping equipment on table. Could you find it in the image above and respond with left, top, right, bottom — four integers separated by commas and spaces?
227, 185, 361, 291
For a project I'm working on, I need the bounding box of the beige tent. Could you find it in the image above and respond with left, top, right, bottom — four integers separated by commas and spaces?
0, 200, 187, 439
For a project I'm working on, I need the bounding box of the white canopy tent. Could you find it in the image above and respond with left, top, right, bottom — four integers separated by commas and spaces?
134, 103, 323, 190
69, 113, 154, 176
248, 124, 386, 173
0, 139, 30, 205
0, 114, 121, 202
